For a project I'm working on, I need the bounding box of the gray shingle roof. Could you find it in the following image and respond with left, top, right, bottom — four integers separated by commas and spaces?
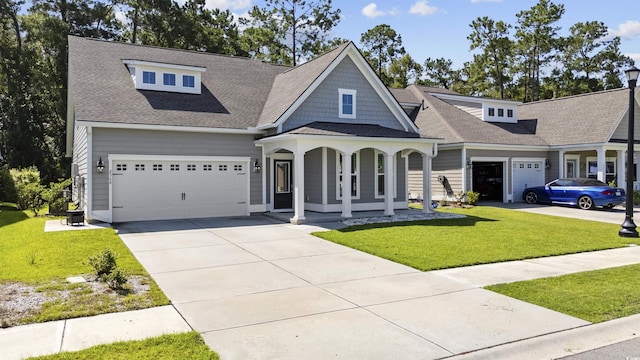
283, 122, 432, 139
409, 86, 548, 146
69, 36, 287, 129
518, 88, 628, 146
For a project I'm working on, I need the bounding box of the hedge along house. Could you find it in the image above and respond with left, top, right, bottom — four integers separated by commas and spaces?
394, 85, 640, 203
66, 36, 439, 224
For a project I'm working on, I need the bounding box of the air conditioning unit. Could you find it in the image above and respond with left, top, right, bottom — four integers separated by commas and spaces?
71, 163, 79, 177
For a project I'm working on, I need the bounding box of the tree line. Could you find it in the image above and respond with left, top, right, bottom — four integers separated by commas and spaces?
0, 0, 634, 182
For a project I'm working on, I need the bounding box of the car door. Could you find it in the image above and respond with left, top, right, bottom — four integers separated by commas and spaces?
546, 180, 571, 203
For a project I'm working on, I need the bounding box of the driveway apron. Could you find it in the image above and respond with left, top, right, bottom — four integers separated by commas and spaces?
117, 217, 589, 360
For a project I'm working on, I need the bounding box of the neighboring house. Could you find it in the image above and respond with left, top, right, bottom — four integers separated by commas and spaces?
66, 36, 439, 223
396, 85, 640, 203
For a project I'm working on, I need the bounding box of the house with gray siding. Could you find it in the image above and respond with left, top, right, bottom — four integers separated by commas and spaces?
66, 36, 439, 223
394, 85, 640, 204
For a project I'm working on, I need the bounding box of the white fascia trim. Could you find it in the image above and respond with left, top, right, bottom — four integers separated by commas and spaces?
255, 133, 441, 146
469, 156, 509, 162
122, 59, 206, 72
109, 154, 250, 162
550, 143, 626, 151
431, 92, 522, 106
441, 142, 549, 152
511, 157, 546, 162
76, 121, 265, 135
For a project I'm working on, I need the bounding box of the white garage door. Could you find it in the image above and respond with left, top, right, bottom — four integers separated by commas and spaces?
111, 159, 248, 222
512, 161, 545, 201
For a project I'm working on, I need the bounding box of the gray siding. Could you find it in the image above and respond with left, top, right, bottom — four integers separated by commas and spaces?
281, 57, 405, 132
611, 102, 640, 141
432, 149, 463, 198
72, 125, 88, 210
444, 99, 482, 119
91, 128, 262, 210
304, 148, 323, 204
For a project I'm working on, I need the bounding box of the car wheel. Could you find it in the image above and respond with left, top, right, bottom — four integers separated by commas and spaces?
524, 191, 538, 204
578, 195, 595, 210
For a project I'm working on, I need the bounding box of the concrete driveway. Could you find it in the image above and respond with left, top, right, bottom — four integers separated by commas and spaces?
488, 202, 639, 224
116, 215, 590, 360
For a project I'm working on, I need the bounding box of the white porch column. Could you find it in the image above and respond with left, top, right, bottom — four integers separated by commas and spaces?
422, 153, 433, 214
596, 147, 606, 182
292, 150, 305, 224
384, 153, 395, 216
617, 150, 626, 189
557, 150, 564, 178
341, 151, 352, 218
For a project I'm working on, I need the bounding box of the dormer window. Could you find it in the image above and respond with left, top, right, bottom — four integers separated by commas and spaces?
123, 60, 206, 94
183, 75, 195, 88
339, 88, 356, 119
142, 71, 156, 84
163, 73, 176, 86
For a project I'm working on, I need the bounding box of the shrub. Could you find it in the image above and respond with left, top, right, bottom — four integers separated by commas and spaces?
88, 249, 129, 290
0, 166, 17, 203
10, 167, 44, 213
41, 178, 72, 215
466, 191, 480, 205
634, 191, 640, 206
104, 267, 129, 290
88, 248, 118, 277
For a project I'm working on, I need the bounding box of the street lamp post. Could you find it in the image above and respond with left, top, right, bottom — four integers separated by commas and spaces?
619, 65, 640, 238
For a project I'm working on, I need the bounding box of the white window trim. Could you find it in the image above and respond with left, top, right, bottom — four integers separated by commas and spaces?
338, 88, 357, 119
374, 151, 397, 199
586, 156, 616, 179
564, 154, 580, 178
163, 73, 176, 86
336, 151, 360, 200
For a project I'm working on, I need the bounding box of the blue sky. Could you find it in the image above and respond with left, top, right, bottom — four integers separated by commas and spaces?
214, 0, 640, 69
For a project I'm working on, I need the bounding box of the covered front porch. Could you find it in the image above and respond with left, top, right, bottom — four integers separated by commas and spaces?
255, 123, 439, 224
557, 144, 640, 189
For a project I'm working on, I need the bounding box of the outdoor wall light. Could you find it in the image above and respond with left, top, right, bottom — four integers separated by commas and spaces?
96, 157, 105, 173
466, 159, 473, 168
545, 159, 551, 169
253, 159, 261, 173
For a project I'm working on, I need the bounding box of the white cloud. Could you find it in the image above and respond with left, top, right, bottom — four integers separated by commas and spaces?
204, 0, 252, 11
362, 3, 386, 18
628, 53, 640, 64
409, 1, 437, 16
609, 20, 640, 39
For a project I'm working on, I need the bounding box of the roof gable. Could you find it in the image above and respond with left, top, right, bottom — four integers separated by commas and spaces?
257, 42, 418, 133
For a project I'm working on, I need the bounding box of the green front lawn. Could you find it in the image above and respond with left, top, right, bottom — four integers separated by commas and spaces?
0, 205, 169, 326
313, 206, 639, 271
487, 264, 640, 323
29, 332, 219, 360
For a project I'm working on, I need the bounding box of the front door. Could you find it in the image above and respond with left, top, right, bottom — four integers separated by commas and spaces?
274, 160, 293, 209
565, 159, 577, 178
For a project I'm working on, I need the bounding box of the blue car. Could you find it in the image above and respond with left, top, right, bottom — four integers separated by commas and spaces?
522, 178, 626, 210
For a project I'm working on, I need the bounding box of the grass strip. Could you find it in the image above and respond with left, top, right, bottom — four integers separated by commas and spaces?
313, 206, 638, 271
28, 331, 219, 360
486, 263, 640, 323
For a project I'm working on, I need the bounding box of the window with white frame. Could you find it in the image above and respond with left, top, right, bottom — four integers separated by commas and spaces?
374, 151, 397, 199
338, 89, 356, 119
142, 71, 155, 84
163, 73, 176, 86
586, 157, 616, 183
182, 75, 195, 88
336, 151, 359, 199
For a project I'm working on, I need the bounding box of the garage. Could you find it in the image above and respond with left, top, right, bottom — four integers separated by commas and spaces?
110, 157, 249, 222
512, 160, 545, 202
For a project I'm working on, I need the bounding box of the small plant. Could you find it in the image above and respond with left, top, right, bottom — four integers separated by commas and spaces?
454, 191, 466, 206
466, 191, 480, 205
88, 249, 129, 290
104, 267, 129, 290
26, 250, 37, 265
88, 248, 118, 277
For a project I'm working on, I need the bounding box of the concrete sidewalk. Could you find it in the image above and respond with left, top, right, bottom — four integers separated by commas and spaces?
0, 306, 191, 360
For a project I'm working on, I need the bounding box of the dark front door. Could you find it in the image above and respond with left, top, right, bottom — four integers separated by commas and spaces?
274, 160, 293, 209
472, 162, 504, 201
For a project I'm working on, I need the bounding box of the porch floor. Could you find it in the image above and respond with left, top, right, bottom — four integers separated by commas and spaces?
264, 208, 428, 225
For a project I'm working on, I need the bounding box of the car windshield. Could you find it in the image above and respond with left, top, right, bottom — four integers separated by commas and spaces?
550, 178, 609, 187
